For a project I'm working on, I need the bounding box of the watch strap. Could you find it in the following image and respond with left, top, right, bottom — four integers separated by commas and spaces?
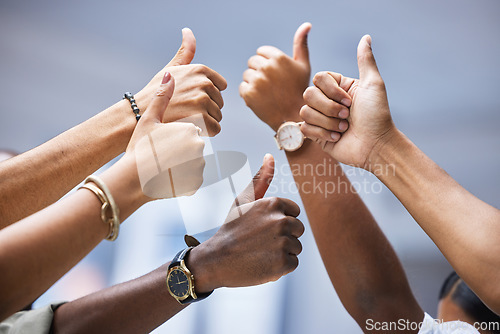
170, 247, 193, 268
274, 134, 283, 150
184, 234, 201, 247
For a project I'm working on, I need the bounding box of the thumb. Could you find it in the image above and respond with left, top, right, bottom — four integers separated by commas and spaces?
167, 27, 196, 66
235, 154, 275, 206
357, 34, 381, 82
293, 22, 312, 65
140, 72, 175, 123
251, 153, 275, 201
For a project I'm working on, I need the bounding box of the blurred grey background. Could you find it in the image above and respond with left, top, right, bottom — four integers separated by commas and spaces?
1, 0, 499, 333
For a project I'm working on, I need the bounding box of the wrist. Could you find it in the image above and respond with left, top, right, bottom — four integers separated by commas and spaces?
100, 155, 149, 217
367, 126, 406, 177
133, 89, 152, 117
269, 98, 306, 132
92, 99, 138, 157
186, 244, 219, 294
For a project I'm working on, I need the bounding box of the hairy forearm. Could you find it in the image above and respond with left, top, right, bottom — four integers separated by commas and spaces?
374, 129, 500, 313
0, 99, 137, 229
0, 157, 145, 319
52, 263, 185, 334
286, 140, 422, 329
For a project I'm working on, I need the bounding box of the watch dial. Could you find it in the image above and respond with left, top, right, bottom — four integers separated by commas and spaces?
167, 268, 190, 298
278, 124, 304, 151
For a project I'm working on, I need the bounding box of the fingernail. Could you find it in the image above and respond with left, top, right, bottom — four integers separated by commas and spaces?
341, 98, 351, 107
162, 72, 171, 85
339, 108, 349, 119
339, 120, 348, 131
330, 132, 340, 141
263, 153, 272, 163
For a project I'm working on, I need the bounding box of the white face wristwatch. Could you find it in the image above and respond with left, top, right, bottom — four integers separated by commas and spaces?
274, 121, 305, 152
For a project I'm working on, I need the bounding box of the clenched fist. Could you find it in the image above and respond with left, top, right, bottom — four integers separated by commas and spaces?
240, 23, 312, 132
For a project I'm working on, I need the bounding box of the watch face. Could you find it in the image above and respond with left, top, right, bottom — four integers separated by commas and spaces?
277, 123, 304, 151
167, 268, 190, 298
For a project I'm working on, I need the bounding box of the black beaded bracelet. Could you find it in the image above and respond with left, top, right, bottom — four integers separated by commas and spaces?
123, 92, 141, 121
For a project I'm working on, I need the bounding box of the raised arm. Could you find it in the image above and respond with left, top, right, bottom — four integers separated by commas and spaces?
0, 28, 226, 228
51, 154, 304, 334
301, 35, 500, 314
0, 73, 210, 320
240, 24, 423, 331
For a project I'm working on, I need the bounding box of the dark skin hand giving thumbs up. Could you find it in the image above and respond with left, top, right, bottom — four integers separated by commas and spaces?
53, 132, 304, 334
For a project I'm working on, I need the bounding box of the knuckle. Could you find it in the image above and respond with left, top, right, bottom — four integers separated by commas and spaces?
195, 93, 211, 106
301, 107, 315, 121
275, 216, 289, 234
289, 256, 299, 271
248, 56, 259, 67
220, 77, 228, 90
252, 198, 265, 209
300, 123, 313, 137
199, 157, 206, 169
298, 106, 308, 120
277, 251, 289, 269
199, 77, 213, 89
206, 117, 221, 136
303, 86, 315, 102
297, 220, 305, 237
313, 71, 327, 86
213, 122, 221, 135
239, 82, 247, 97
185, 123, 197, 134
267, 197, 281, 210
277, 236, 289, 250
197, 138, 205, 149
296, 241, 303, 255
194, 64, 209, 74
243, 68, 252, 78
275, 52, 288, 63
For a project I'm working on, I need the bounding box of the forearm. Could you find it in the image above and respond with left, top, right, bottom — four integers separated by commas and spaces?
286, 140, 422, 329
373, 129, 500, 312
52, 263, 185, 334
0, 99, 137, 228
0, 157, 146, 319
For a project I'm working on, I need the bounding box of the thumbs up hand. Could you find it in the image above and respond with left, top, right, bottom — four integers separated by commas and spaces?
126, 72, 206, 201
135, 28, 227, 137
186, 154, 305, 293
240, 23, 312, 132
300, 35, 396, 171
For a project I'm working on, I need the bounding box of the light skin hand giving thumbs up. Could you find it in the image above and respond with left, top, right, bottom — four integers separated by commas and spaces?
301, 35, 396, 171
102, 72, 206, 214
240, 22, 312, 132
129, 72, 206, 200
187, 154, 305, 293
135, 28, 227, 137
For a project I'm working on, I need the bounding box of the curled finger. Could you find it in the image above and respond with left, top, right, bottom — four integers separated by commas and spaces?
301, 122, 341, 143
